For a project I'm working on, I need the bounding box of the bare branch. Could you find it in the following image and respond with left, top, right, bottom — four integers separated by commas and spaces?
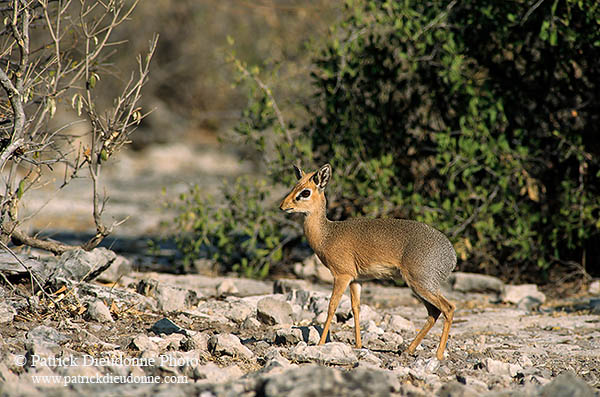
1, 0, 156, 252
81, 33, 158, 250
9, 227, 75, 254
233, 59, 294, 147
521, 0, 546, 25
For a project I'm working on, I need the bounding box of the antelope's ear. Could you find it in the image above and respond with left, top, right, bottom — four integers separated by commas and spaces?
315, 163, 331, 190
293, 165, 305, 180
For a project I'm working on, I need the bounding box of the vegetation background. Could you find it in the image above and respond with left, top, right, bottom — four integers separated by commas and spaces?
2, 0, 598, 286
167, 0, 600, 285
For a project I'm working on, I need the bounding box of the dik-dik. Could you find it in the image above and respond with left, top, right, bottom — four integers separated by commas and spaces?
280, 164, 456, 360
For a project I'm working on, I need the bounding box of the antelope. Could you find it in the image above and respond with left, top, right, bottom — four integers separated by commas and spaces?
280, 163, 456, 360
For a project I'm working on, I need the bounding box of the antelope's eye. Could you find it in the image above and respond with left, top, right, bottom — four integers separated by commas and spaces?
297, 189, 311, 199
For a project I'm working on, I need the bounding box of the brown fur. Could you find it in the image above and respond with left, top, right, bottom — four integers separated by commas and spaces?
280, 164, 457, 360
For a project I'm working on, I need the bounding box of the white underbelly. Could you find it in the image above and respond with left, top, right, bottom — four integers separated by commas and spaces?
357, 262, 401, 281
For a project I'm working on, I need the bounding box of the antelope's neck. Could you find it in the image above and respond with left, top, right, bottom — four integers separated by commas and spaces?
303, 203, 329, 253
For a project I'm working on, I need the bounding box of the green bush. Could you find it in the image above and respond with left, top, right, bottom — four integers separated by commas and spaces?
172, 177, 290, 278
303, 0, 600, 279
174, 0, 600, 281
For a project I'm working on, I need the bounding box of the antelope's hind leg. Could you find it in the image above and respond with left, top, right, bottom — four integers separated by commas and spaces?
406, 300, 441, 355
435, 294, 455, 360
406, 289, 454, 360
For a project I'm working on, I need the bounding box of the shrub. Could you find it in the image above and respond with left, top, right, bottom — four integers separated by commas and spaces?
172, 177, 295, 278
304, 0, 600, 279
174, 0, 600, 281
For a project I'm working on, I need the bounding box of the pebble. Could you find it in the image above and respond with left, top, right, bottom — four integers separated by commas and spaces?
501, 284, 546, 305
0, 301, 16, 324
155, 284, 197, 312
0, 247, 596, 397
257, 296, 293, 326
151, 317, 189, 336
289, 342, 357, 366
275, 326, 320, 345
385, 314, 415, 332
208, 334, 254, 360
450, 272, 504, 293
484, 358, 522, 378
86, 300, 114, 323
216, 279, 238, 296
129, 334, 159, 352
51, 248, 116, 285
589, 280, 600, 295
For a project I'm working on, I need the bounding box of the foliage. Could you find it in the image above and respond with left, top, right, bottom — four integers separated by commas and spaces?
303, 0, 600, 279
175, 0, 600, 280
172, 177, 293, 279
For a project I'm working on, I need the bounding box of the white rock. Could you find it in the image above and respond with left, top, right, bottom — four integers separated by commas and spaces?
182, 332, 209, 351
450, 272, 504, 293
364, 320, 384, 335
256, 352, 296, 377
275, 326, 320, 345
86, 300, 113, 323
359, 304, 382, 325
0, 301, 16, 324
385, 314, 415, 332
52, 248, 116, 284
129, 334, 159, 352
315, 312, 328, 323
243, 316, 262, 331
25, 325, 68, 359
257, 297, 294, 325
208, 334, 254, 360
58, 363, 102, 377
413, 357, 440, 374
96, 255, 131, 283
339, 301, 380, 323
589, 280, 600, 295
484, 358, 522, 377
356, 349, 382, 367
363, 331, 403, 351
273, 279, 312, 294
216, 279, 238, 295
294, 254, 334, 283
463, 375, 489, 392
502, 284, 546, 305
289, 341, 357, 366
409, 358, 440, 380
519, 354, 534, 368
155, 285, 195, 312
0, 362, 19, 383
188, 363, 243, 383
157, 333, 185, 350
195, 298, 255, 325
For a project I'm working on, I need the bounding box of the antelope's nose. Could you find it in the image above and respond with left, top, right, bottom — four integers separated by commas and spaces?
279, 199, 291, 212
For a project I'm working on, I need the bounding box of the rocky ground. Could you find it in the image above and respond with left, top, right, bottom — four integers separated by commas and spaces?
0, 248, 599, 396
1, 141, 599, 396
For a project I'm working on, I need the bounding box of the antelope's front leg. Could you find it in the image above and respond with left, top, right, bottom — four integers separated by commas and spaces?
318, 274, 352, 345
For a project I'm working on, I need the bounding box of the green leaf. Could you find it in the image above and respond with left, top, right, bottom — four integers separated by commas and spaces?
17, 179, 25, 199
